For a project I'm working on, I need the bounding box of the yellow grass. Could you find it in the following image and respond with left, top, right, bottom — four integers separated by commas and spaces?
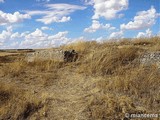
0, 52, 20, 56
0, 37, 160, 120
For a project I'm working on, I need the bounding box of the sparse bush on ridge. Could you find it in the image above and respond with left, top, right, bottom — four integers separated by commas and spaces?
0, 37, 160, 119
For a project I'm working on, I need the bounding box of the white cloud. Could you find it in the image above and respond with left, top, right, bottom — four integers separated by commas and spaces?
109, 31, 124, 39
0, 11, 31, 25
83, 0, 94, 5
0, 27, 72, 49
137, 29, 152, 38
0, 0, 4, 3
68, 36, 87, 44
37, 16, 71, 24
25, 28, 48, 41
121, 6, 158, 30
41, 26, 53, 31
0, 42, 3, 46
96, 36, 104, 43
0, 26, 12, 43
48, 31, 68, 40
20, 30, 70, 48
84, 20, 115, 33
26, 4, 86, 24
92, 0, 128, 20
11, 32, 21, 39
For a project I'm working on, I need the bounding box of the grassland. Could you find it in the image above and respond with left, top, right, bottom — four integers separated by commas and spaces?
0, 37, 160, 120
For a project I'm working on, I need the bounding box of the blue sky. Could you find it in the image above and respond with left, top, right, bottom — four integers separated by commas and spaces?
0, 0, 159, 49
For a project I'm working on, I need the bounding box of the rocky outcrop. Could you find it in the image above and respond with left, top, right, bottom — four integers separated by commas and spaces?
140, 51, 160, 68
25, 49, 63, 62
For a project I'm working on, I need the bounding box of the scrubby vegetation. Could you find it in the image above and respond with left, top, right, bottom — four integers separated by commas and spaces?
0, 37, 160, 120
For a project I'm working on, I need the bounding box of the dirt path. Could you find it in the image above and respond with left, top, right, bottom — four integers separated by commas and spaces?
44, 72, 101, 120
0, 65, 101, 120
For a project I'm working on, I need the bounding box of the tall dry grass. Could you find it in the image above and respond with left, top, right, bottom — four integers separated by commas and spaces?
0, 37, 160, 119
0, 81, 48, 120
77, 44, 142, 76
2, 59, 64, 76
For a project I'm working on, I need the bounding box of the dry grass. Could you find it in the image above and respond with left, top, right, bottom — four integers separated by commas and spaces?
0, 52, 20, 57
79, 46, 140, 76
0, 37, 160, 120
0, 81, 47, 120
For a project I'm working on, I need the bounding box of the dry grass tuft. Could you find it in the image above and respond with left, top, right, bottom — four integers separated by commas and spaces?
27, 60, 64, 71
2, 60, 26, 77
79, 46, 141, 76
85, 94, 137, 119
0, 81, 47, 120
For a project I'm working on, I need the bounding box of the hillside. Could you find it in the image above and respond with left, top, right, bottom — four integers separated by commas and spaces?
0, 37, 160, 120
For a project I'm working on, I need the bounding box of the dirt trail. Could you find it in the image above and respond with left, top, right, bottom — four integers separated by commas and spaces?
0, 64, 101, 120
44, 72, 101, 120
